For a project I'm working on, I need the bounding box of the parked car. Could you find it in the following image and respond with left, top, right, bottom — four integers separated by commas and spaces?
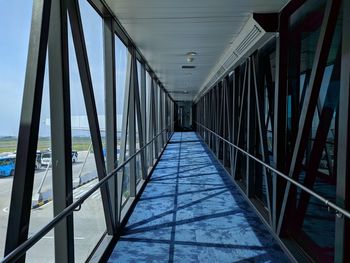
0, 156, 16, 177
72, 151, 78, 163
35, 152, 42, 169
41, 151, 78, 166
41, 152, 51, 166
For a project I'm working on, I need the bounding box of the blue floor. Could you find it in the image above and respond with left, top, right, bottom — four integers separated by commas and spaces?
108, 132, 289, 263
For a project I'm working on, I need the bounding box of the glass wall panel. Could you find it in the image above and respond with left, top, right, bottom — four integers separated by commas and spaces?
253, 43, 276, 215
115, 36, 128, 164
69, 1, 107, 261
145, 72, 152, 169
0, 0, 31, 257
26, 231, 54, 263
115, 35, 130, 203
27, 58, 54, 262
284, 0, 341, 260
235, 64, 247, 187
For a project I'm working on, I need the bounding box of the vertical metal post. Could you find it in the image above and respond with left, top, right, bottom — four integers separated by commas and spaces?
208, 92, 212, 148
140, 63, 147, 177
231, 68, 239, 176
48, 0, 74, 261
246, 57, 255, 197
253, 51, 273, 224
212, 88, 216, 153
233, 62, 248, 180
335, 0, 350, 261
133, 53, 146, 181
151, 78, 158, 158
156, 86, 161, 150
230, 73, 236, 177
5, 0, 52, 260
118, 51, 131, 214
159, 89, 164, 147
140, 64, 146, 139
147, 78, 153, 164
170, 99, 174, 132
128, 49, 136, 197
222, 81, 227, 165
215, 86, 220, 156
103, 16, 117, 228
165, 94, 169, 136
273, 32, 287, 233
162, 91, 166, 144
209, 91, 212, 148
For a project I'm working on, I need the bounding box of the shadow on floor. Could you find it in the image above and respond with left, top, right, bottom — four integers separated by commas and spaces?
108, 132, 289, 263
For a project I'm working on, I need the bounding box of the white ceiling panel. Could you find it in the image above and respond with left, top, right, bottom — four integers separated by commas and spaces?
104, 0, 289, 101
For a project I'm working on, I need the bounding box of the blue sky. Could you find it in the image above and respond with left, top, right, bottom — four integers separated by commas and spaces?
0, 0, 32, 136
0, 0, 128, 137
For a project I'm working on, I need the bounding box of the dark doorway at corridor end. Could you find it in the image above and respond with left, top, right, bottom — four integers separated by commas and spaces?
174, 101, 193, 131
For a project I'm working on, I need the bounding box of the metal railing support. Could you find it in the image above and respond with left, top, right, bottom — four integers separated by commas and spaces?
195, 122, 350, 220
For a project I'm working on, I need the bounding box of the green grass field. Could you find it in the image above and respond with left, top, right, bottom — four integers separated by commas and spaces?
0, 137, 95, 154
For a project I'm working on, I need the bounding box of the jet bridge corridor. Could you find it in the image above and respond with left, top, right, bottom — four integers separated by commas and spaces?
0, 0, 349, 262
108, 132, 287, 262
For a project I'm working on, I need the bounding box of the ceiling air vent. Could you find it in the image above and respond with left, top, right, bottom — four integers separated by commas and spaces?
217, 66, 225, 76
182, 65, 196, 69
169, 90, 191, 94
222, 52, 238, 70
235, 25, 261, 55
195, 15, 275, 102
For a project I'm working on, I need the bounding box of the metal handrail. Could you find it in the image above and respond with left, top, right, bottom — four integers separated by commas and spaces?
195, 121, 350, 220
1, 128, 170, 263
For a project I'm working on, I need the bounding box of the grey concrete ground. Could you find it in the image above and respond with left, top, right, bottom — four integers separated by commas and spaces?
0, 151, 106, 262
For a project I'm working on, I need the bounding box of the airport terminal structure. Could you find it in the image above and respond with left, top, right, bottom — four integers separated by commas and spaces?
0, 0, 349, 262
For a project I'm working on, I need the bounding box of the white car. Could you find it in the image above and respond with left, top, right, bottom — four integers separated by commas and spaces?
41, 151, 78, 166
41, 152, 51, 166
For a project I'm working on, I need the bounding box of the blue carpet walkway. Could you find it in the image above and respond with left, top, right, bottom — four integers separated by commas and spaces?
108, 132, 289, 262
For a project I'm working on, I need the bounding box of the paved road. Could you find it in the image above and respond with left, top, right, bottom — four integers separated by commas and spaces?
0, 151, 105, 262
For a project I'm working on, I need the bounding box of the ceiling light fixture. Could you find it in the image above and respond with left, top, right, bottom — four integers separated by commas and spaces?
187, 52, 197, 57
186, 51, 197, 63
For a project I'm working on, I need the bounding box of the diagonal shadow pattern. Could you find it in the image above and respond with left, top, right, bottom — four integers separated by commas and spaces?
108, 132, 289, 263
139, 185, 227, 201
125, 189, 230, 231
